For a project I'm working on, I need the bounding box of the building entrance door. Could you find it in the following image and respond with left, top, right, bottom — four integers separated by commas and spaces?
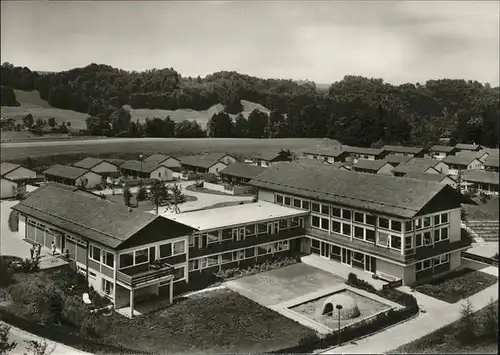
320, 242, 329, 258
341, 248, 352, 266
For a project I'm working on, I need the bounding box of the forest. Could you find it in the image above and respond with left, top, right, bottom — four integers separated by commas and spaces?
1, 62, 498, 147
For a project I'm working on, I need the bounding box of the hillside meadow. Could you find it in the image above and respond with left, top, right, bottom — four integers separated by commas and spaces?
1, 90, 269, 131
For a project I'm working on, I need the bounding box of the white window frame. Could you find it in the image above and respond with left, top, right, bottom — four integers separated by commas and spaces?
134, 248, 149, 265
206, 232, 220, 244
189, 259, 200, 271
377, 232, 389, 247
354, 212, 365, 224
102, 278, 113, 296
102, 250, 115, 269
341, 223, 351, 237
389, 235, 402, 251
311, 215, 321, 229
89, 245, 101, 262
172, 240, 186, 255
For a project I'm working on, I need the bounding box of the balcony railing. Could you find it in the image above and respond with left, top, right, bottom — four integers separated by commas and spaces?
116, 261, 174, 288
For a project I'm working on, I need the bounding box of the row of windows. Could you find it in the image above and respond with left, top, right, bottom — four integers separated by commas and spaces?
119, 240, 186, 269
188, 241, 290, 271
89, 245, 115, 268
415, 228, 449, 248
416, 253, 449, 271
276, 193, 451, 234
190, 217, 302, 247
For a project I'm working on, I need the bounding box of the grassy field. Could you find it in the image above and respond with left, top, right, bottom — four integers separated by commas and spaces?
1, 137, 324, 161
413, 268, 498, 304
465, 197, 499, 221
389, 302, 498, 354
1, 90, 270, 131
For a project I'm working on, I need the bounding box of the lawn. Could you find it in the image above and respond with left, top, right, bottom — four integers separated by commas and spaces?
465, 197, 499, 221
1, 137, 322, 161
389, 302, 498, 354
1, 267, 316, 354
101, 288, 316, 354
413, 268, 498, 304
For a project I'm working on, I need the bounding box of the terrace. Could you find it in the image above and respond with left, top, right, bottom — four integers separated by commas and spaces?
116, 261, 174, 289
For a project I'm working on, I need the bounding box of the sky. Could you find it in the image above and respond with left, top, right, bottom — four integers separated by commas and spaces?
1, 0, 499, 85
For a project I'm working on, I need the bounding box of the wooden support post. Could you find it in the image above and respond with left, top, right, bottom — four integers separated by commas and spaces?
169, 279, 173, 304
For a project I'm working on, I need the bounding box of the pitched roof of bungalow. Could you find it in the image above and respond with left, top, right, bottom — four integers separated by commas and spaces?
73, 157, 117, 170
383, 154, 412, 165
443, 155, 480, 166
430, 145, 456, 153
484, 156, 500, 168
295, 159, 348, 169
484, 148, 500, 157
143, 154, 180, 165
455, 143, 482, 151
302, 145, 346, 158
381, 145, 425, 155
343, 146, 384, 156
251, 151, 291, 162
462, 170, 500, 185
219, 162, 268, 180
43, 164, 90, 180
407, 157, 443, 167
352, 159, 392, 172
0, 162, 22, 176
391, 163, 438, 175
13, 184, 195, 249
248, 162, 468, 218
120, 160, 169, 173
179, 155, 228, 169
404, 173, 455, 183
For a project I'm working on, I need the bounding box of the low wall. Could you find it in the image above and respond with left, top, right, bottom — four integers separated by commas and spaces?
203, 181, 252, 195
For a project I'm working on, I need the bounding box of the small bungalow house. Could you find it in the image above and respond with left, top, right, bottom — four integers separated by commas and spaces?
200, 153, 236, 166
302, 145, 348, 163
44, 165, 102, 189
179, 155, 228, 175
429, 145, 458, 160
407, 158, 450, 175
484, 156, 499, 173
73, 157, 120, 179
382, 154, 412, 167
391, 163, 440, 177
0, 162, 37, 198
443, 156, 484, 176
1, 162, 37, 184
462, 170, 499, 196
352, 160, 394, 175
219, 163, 268, 185
251, 151, 293, 167
456, 150, 490, 163
144, 154, 182, 171
296, 159, 350, 171
381, 145, 426, 158
404, 173, 457, 189
455, 143, 483, 152
120, 161, 173, 181
342, 146, 385, 163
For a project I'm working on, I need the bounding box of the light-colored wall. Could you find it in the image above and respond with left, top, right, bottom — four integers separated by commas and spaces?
81, 171, 102, 188
376, 259, 404, 279
449, 207, 461, 242
378, 163, 394, 175
4, 167, 37, 181
208, 162, 228, 175
434, 162, 449, 175
257, 189, 275, 203
150, 166, 173, 181
403, 264, 416, 285
220, 155, 236, 165
162, 157, 181, 169
449, 250, 461, 270
0, 178, 17, 199
19, 215, 26, 239
424, 167, 439, 174
92, 162, 119, 174
468, 160, 484, 170
442, 177, 457, 189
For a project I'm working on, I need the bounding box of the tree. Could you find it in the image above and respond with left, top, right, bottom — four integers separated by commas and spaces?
22, 114, 34, 129
47, 117, 56, 128
150, 179, 168, 215
136, 183, 147, 202
24, 339, 48, 355
233, 114, 248, 138
207, 112, 233, 137
457, 298, 477, 344
167, 183, 184, 214
174, 120, 206, 138
481, 298, 498, 340
247, 109, 269, 138
0, 86, 18, 106
110, 107, 132, 135
76, 177, 88, 190
123, 185, 132, 206
0, 324, 16, 355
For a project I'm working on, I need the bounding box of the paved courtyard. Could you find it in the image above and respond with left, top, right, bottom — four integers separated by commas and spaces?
224, 263, 345, 307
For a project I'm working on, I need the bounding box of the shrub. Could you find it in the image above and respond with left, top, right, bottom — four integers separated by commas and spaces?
0, 261, 14, 288
16, 257, 40, 273
214, 257, 298, 281
61, 296, 88, 328
0, 323, 17, 355
480, 298, 498, 341
457, 298, 477, 344
136, 185, 147, 201
346, 273, 376, 292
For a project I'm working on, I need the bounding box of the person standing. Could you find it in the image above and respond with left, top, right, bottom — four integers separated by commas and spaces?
29, 245, 35, 260
36, 243, 41, 258
51, 240, 56, 257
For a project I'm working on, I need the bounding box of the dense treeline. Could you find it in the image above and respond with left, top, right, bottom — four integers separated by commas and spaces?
1, 62, 498, 147
0, 86, 19, 106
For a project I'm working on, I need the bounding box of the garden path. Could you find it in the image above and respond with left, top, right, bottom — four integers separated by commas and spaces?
319, 268, 499, 354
